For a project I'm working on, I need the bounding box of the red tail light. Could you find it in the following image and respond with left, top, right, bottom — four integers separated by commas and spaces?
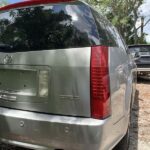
90, 46, 111, 119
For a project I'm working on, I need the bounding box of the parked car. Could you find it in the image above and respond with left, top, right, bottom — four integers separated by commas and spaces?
0, 0, 136, 150
128, 44, 150, 77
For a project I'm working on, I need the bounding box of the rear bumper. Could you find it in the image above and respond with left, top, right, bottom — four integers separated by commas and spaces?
0, 107, 114, 150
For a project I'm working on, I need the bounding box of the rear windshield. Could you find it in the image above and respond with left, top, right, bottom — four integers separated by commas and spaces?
129, 46, 150, 52
0, 2, 99, 52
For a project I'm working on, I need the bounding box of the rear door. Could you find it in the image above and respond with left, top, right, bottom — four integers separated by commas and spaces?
0, 1, 100, 117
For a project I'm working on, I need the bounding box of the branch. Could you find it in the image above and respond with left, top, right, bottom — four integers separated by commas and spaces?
136, 18, 150, 31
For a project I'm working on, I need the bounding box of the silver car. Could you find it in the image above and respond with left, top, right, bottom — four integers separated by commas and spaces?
0, 0, 136, 150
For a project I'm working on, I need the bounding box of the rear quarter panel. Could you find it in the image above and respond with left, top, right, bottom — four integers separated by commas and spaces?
109, 46, 133, 132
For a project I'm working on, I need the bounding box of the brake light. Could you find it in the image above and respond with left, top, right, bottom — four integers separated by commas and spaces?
90, 46, 111, 119
0, 0, 74, 11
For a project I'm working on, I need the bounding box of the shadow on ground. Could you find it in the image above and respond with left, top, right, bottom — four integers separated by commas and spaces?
129, 89, 139, 150
137, 77, 150, 84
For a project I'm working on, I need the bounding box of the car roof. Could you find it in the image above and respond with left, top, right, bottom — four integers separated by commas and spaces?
128, 44, 150, 48
0, 0, 75, 12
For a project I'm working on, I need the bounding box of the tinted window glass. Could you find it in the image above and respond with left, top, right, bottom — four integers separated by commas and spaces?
129, 46, 150, 52
113, 27, 126, 50
0, 2, 100, 52
91, 9, 109, 45
91, 9, 117, 47
104, 21, 118, 47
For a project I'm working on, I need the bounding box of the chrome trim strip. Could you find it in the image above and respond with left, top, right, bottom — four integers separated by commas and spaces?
137, 68, 150, 71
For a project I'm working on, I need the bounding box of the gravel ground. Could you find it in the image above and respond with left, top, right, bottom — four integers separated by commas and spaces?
0, 79, 150, 150
129, 78, 150, 150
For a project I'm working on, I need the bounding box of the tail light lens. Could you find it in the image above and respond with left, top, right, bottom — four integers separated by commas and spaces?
90, 46, 111, 119
39, 70, 49, 97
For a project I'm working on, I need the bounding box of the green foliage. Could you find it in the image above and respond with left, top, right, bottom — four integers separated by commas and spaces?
0, 0, 8, 7
88, 0, 146, 44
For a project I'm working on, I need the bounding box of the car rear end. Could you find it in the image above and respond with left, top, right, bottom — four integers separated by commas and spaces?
0, 0, 129, 150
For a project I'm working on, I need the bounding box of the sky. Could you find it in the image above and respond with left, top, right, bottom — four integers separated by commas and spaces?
140, 0, 150, 42
7, 0, 150, 43
8, 0, 21, 3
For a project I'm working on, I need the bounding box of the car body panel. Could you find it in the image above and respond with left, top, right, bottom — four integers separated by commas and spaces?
0, 1, 137, 150
0, 107, 129, 150
109, 47, 135, 124
0, 48, 91, 117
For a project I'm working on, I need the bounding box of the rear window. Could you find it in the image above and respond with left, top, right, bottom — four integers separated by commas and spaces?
91, 9, 118, 47
0, 2, 99, 52
129, 46, 150, 52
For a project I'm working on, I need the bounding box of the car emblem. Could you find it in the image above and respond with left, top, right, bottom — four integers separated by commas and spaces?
3, 55, 13, 64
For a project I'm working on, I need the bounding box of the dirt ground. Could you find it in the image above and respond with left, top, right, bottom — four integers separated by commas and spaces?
0, 79, 150, 150
129, 78, 150, 150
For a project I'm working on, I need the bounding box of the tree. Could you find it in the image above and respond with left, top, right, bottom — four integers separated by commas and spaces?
88, 0, 145, 44
0, 0, 8, 7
